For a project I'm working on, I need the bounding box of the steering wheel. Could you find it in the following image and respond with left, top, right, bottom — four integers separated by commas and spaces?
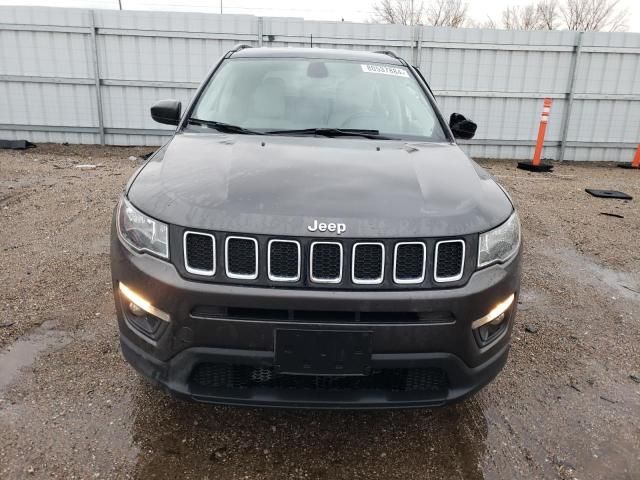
339, 111, 381, 129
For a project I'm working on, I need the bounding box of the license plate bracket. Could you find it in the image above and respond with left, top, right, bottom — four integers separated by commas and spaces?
274, 330, 372, 376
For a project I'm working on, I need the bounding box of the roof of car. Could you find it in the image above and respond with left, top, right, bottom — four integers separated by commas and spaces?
230, 47, 405, 65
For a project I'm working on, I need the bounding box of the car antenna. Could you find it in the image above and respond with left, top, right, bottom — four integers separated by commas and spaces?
226, 44, 252, 58
374, 50, 409, 67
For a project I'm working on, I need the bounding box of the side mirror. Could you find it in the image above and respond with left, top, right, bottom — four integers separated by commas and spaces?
151, 99, 182, 126
449, 113, 477, 140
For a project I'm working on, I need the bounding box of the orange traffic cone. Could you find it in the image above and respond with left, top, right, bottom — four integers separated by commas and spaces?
618, 144, 640, 170
518, 98, 554, 172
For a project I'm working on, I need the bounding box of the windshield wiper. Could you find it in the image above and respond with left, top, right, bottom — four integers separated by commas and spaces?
188, 118, 263, 135
264, 128, 396, 140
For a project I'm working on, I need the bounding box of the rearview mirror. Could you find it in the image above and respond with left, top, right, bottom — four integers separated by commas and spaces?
151, 99, 182, 126
449, 113, 477, 140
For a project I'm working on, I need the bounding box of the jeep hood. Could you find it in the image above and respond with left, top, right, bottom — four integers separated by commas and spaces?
128, 133, 513, 238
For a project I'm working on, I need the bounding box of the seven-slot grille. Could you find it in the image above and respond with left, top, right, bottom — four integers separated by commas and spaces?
182, 233, 466, 287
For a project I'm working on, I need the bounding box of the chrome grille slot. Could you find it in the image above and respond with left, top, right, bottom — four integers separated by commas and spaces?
310, 242, 343, 283
352, 242, 384, 284
434, 240, 465, 282
268, 240, 301, 281
225, 236, 258, 279
184, 232, 215, 276
393, 242, 426, 284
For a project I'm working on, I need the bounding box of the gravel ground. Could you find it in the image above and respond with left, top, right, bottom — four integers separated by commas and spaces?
0, 144, 639, 479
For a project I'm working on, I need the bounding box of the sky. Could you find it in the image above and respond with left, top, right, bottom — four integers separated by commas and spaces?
0, 0, 639, 32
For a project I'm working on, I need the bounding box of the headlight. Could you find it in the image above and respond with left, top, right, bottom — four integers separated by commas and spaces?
117, 197, 169, 258
478, 212, 520, 268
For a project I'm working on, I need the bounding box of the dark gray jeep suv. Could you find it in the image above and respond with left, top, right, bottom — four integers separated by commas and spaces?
111, 46, 521, 408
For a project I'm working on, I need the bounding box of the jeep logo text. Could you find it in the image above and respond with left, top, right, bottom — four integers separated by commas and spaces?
307, 220, 346, 235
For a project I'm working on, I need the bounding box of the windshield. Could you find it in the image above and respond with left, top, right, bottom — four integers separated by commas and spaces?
189, 57, 448, 141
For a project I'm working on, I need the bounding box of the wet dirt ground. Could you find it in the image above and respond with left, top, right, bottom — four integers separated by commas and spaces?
0, 144, 639, 479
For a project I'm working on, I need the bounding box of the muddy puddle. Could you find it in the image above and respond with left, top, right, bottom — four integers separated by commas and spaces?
0, 321, 71, 392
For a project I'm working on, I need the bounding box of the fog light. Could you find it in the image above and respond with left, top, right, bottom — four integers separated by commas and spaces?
119, 282, 170, 322
471, 294, 514, 330
128, 301, 146, 317
489, 312, 505, 326
128, 311, 163, 337
477, 322, 505, 343
473, 294, 514, 347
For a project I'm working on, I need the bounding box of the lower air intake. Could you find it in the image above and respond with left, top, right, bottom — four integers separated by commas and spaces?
190, 363, 448, 393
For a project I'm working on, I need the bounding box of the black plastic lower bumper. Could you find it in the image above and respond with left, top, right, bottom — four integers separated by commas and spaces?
121, 334, 510, 409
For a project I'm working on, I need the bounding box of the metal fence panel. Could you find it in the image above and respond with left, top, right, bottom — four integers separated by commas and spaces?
0, 81, 96, 127
101, 85, 194, 130
0, 6, 639, 161
0, 29, 93, 78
